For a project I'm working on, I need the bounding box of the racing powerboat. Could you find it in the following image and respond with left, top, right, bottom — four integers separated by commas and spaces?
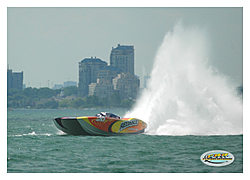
53, 112, 147, 136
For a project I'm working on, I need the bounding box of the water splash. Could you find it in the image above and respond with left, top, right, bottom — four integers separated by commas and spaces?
126, 22, 242, 135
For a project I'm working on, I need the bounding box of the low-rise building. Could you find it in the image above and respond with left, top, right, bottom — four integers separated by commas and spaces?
53, 84, 63, 90
89, 66, 121, 98
63, 81, 77, 87
113, 73, 140, 99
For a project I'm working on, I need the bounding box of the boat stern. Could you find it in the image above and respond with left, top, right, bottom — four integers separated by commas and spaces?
53, 117, 90, 135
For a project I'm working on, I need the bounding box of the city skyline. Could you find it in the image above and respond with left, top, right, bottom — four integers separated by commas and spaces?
78, 44, 140, 99
7, 7, 243, 88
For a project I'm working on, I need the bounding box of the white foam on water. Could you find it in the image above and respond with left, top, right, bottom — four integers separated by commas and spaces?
9, 132, 55, 137
125, 22, 243, 135
28, 131, 36, 135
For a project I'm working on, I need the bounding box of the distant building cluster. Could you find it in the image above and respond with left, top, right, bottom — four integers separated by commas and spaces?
53, 81, 77, 90
78, 44, 140, 99
7, 68, 23, 91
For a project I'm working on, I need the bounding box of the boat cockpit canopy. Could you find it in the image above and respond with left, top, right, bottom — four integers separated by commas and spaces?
95, 112, 121, 119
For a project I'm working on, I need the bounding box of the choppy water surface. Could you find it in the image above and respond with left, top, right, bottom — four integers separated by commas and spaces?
7, 109, 242, 173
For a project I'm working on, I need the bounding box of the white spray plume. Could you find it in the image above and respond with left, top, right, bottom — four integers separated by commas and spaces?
125, 22, 242, 135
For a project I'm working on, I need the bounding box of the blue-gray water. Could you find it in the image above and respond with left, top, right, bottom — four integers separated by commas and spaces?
7, 109, 243, 173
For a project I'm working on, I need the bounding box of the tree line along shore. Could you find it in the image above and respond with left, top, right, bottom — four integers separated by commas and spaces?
7, 85, 243, 110
7, 86, 135, 109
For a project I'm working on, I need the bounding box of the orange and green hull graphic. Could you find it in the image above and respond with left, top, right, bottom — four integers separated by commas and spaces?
54, 116, 147, 136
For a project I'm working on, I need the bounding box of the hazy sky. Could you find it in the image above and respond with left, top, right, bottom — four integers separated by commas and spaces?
7, 7, 243, 88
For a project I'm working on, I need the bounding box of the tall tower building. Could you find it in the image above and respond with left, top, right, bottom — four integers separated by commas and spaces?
78, 57, 107, 97
110, 44, 134, 75
7, 68, 23, 90
12, 72, 23, 90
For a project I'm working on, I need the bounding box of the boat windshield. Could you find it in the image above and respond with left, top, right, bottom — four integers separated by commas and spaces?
95, 112, 121, 119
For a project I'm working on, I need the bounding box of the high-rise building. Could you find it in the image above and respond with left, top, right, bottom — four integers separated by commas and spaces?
7, 68, 23, 90
110, 44, 134, 75
78, 57, 107, 97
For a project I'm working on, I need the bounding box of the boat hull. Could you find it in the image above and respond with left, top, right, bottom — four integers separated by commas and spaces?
53, 116, 147, 136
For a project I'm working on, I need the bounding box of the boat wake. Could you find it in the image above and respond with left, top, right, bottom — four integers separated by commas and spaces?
8, 131, 66, 137
125, 21, 243, 135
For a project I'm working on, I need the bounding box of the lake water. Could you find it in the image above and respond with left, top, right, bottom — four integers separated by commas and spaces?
7, 109, 243, 173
